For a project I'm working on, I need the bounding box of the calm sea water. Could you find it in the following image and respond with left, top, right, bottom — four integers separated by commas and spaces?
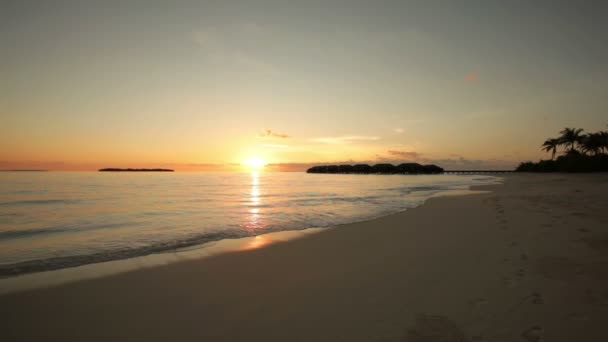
0, 171, 499, 276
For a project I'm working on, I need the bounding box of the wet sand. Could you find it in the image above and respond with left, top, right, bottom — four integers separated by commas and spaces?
2, 174, 608, 341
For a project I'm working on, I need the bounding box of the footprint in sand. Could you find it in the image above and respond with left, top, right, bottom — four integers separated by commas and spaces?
468, 298, 488, 309
584, 289, 608, 306
483, 197, 498, 205
503, 277, 518, 287
497, 221, 508, 230
403, 314, 466, 342
497, 217, 508, 229
566, 312, 589, 321
521, 325, 543, 342
523, 292, 543, 304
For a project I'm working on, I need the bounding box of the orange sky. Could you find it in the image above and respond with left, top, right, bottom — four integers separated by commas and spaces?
2, 2, 607, 171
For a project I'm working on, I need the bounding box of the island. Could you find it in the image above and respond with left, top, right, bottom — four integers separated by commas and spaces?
98, 168, 174, 172
306, 163, 444, 174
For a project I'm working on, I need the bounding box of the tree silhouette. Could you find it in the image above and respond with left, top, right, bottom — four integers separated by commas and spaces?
517, 127, 608, 172
598, 131, 608, 153
541, 138, 560, 160
580, 133, 604, 156
558, 128, 584, 153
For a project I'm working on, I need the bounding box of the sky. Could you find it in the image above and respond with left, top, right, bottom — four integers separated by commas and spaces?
2, 1, 608, 171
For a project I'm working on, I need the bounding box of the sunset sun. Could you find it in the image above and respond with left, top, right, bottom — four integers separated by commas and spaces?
243, 157, 267, 170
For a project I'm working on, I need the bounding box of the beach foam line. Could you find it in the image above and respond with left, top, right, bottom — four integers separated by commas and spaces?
0, 186, 501, 294
0, 227, 326, 295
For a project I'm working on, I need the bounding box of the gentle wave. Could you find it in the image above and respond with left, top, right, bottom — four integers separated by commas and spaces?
0, 228, 73, 240
0, 172, 500, 276
0, 230, 240, 277
0, 199, 81, 206
0, 221, 129, 241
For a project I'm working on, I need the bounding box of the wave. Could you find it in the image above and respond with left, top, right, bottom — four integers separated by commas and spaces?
0, 227, 73, 240
0, 199, 80, 206
0, 221, 127, 240
0, 190, 443, 277
0, 230, 255, 277
0, 173, 503, 277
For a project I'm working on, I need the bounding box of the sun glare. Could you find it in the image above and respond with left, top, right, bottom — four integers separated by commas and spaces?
244, 157, 267, 170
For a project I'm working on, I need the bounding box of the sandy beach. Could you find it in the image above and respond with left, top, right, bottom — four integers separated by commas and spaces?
2, 174, 608, 341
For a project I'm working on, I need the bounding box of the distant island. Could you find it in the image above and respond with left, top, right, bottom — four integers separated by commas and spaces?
98, 168, 174, 172
307, 163, 443, 174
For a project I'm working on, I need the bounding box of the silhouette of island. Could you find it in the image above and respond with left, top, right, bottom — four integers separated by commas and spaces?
516, 127, 608, 172
307, 163, 444, 174
98, 168, 174, 172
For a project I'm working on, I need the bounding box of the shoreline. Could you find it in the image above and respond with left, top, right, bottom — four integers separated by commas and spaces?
0, 185, 492, 294
0, 227, 326, 295
2, 174, 607, 341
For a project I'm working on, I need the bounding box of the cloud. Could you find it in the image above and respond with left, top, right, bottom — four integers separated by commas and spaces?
394, 128, 404, 133
184, 163, 225, 167
261, 144, 288, 148
310, 136, 380, 144
258, 129, 290, 139
387, 150, 421, 159
465, 72, 478, 82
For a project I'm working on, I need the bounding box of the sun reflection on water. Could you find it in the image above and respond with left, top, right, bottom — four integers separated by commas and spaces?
243, 171, 265, 230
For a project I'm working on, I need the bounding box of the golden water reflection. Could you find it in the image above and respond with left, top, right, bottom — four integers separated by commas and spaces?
243, 171, 266, 231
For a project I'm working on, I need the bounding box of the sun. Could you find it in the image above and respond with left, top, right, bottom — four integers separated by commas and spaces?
243, 157, 267, 170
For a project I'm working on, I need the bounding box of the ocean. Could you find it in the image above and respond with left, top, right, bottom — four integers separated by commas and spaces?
0, 171, 499, 276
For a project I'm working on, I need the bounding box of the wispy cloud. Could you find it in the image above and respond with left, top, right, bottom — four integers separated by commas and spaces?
465, 72, 478, 82
387, 150, 421, 159
310, 136, 380, 144
261, 144, 288, 148
258, 129, 290, 139
394, 128, 404, 133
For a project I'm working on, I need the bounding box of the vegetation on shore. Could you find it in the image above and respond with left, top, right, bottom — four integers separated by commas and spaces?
516, 127, 608, 172
307, 163, 444, 174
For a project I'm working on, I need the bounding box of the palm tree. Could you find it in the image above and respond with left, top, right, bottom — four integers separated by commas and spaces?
580, 133, 603, 156
599, 131, 608, 154
558, 127, 584, 153
541, 138, 560, 159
